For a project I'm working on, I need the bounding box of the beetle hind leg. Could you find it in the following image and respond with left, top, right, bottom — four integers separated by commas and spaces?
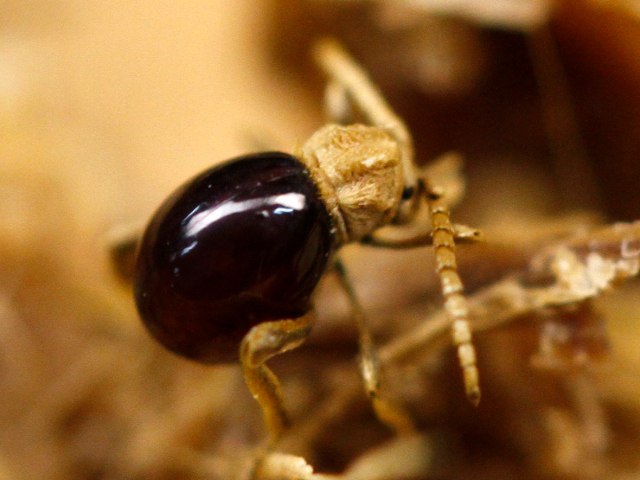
105, 220, 145, 285
240, 315, 313, 444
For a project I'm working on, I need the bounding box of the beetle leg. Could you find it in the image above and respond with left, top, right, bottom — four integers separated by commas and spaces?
333, 256, 415, 435
362, 223, 484, 249
105, 220, 145, 285
240, 315, 313, 444
313, 38, 417, 196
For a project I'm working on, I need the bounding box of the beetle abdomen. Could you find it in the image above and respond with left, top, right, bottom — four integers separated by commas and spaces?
135, 152, 334, 363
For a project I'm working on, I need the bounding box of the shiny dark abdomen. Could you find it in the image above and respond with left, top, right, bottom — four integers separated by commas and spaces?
134, 152, 334, 363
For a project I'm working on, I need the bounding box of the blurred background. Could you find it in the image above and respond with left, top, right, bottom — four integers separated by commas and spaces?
2, 0, 640, 478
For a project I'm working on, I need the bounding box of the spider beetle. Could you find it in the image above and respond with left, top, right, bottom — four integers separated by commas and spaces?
121, 39, 483, 444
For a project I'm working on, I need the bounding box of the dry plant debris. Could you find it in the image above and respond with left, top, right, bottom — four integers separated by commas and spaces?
2, 0, 640, 479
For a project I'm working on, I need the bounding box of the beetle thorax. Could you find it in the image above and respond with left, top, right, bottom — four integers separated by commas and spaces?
301, 124, 404, 245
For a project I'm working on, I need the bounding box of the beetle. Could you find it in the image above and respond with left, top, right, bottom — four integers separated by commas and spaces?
115, 39, 482, 446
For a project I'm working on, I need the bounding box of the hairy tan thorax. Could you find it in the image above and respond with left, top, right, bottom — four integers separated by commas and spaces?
301, 124, 404, 245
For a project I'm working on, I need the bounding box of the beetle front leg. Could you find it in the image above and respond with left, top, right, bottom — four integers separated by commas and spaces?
361, 223, 484, 249
313, 38, 418, 198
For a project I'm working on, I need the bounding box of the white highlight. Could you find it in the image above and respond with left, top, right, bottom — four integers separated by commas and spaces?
184, 192, 306, 237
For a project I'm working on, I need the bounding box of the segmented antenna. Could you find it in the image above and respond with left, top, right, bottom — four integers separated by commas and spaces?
426, 184, 480, 405
315, 38, 481, 406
